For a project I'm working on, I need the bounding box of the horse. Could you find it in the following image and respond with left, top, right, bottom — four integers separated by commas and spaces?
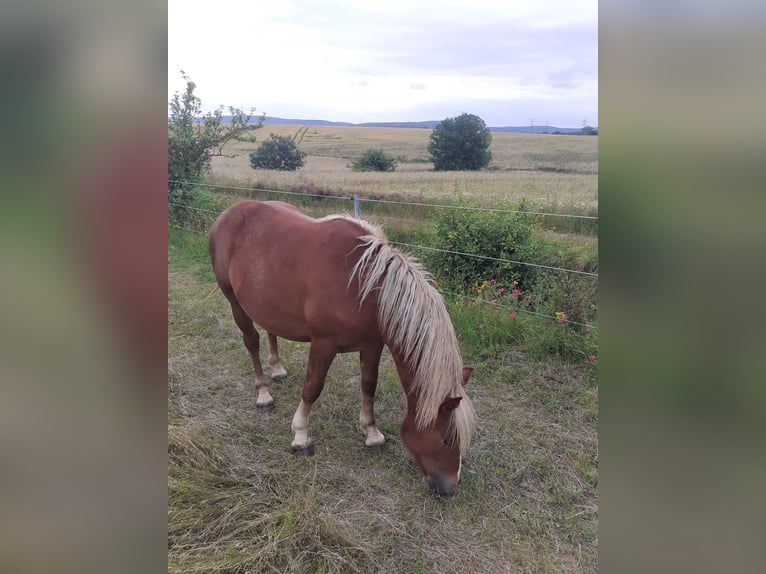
208, 200, 475, 495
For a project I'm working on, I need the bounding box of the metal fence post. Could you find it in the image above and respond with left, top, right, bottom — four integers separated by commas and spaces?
353, 194, 360, 219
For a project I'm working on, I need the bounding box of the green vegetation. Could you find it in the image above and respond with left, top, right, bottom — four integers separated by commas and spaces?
250, 134, 307, 171
428, 113, 492, 171
350, 148, 398, 172
168, 71, 262, 206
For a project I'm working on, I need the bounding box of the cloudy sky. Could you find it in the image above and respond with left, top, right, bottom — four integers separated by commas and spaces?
168, 0, 597, 128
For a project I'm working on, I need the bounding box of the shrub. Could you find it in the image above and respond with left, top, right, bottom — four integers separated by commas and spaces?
427, 113, 492, 171
249, 134, 306, 171
350, 148, 398, 172
426, 202, 542, 289
168, 71, 261, 189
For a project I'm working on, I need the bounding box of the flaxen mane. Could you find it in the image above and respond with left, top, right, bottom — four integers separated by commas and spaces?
321, 214, 475, 452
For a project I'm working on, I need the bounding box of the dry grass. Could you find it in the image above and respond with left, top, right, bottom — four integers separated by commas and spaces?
208, 125, 598, 210
168, 230, 598, 573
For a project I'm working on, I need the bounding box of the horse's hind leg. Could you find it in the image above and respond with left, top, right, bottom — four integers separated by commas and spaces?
359, 344, 386, 450
267, 333, 288, 381
224, 294, 274, 412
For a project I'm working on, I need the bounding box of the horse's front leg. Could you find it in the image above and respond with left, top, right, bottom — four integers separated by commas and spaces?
291, 339, 336, 456
359, 343, 386, 451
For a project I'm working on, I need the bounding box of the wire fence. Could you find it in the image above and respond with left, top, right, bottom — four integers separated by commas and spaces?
168, 181, 598, 330
168, 179, 598, 221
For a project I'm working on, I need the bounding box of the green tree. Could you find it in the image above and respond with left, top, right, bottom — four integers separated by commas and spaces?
427, 113, 492, 171
168, 71, 262, 192
350, 148, 398, 172
249, 134, 306, 171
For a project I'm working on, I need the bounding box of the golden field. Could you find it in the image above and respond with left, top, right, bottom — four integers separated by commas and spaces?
209, 125, 598, 211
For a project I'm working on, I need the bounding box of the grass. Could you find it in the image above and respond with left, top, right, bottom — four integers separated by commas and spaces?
168, 227, 598, 573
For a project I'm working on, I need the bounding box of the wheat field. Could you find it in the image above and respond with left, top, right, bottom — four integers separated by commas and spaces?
208, 125, 598, 211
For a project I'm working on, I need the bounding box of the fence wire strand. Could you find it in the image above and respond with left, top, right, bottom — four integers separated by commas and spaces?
168, 179, 598, 220
168, 202, 597, 278
439, 290, 597, 330
392, 241, 597, 277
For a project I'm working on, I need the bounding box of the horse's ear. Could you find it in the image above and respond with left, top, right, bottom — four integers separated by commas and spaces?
439, 396, 462, 414
462, 367, 473, 386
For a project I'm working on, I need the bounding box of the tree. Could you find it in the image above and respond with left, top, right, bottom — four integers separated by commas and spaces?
427, 113, 492, 171
350, 148, 398, 172
249, 134, 306, 171
168, 71, 262, 191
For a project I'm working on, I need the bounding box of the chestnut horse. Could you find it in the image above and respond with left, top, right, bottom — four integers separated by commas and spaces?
208, 200, 475, 495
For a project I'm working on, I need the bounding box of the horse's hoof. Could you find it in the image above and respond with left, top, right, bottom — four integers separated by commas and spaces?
366, 443, 386, 454
271, 374, 287, 383
291, 444, 315, 456
256, 402, 275, 413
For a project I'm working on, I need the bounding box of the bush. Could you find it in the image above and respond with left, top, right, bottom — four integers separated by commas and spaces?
427, 113, 492, 171
168, 71, 261, 188
168, 185, 228, 231
426, 202, 543, 289
350, 148, 398, 172
249, 134, 306, 171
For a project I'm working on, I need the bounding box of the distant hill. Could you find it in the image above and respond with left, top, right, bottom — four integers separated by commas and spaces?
215, 115, 594, 134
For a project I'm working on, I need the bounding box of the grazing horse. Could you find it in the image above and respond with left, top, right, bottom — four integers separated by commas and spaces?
208, 200, 475, 495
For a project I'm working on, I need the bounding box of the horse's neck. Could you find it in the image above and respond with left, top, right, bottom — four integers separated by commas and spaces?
389, 345, 419, 407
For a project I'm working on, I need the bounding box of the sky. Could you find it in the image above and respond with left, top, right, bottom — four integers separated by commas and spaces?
168, 0, 597, 128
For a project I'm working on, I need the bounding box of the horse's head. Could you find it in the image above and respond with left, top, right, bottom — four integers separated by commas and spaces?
401, 367, 473, 496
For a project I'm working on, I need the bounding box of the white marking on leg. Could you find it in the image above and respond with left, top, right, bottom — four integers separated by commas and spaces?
291, 400, 311, 448
359, 393, 384, 446
457, 456, 462, 482
364, 425, 385, 447
254, 374, 273, 407
267, 334, 288, 379
256, 387, 274, 407
270, 363, 288, 379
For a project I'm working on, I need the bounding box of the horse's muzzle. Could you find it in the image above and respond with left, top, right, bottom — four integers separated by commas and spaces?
424, 473, 457, 496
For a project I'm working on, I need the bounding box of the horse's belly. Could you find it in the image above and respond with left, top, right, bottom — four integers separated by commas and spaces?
245, 301, 313, 342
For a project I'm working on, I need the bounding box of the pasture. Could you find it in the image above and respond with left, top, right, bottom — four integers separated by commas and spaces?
168, 125, 598, 573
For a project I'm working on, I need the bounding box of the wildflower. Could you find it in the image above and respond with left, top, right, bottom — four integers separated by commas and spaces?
511, 280, 518, 286
509, 311, 517, 320
588, 355, 596, 362
512, 289, 521, 295
499, 288, 505, 293
585, 333, 591, 338
577, 263, 584, 269
555, 311, 569, 324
